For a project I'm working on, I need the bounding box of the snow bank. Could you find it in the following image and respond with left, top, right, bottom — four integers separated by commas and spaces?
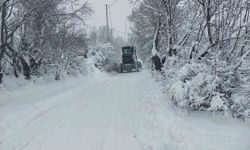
136, 70, 250, 150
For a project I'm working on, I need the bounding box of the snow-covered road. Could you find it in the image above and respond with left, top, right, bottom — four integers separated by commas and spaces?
0, 71, 250, 150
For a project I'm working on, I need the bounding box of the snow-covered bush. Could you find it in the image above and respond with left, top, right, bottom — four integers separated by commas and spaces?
88, 43, 118, 72
42, 54, 95, 81
65, 56, 94, 76
168, 63, 225, 110
165, 62, 250, 120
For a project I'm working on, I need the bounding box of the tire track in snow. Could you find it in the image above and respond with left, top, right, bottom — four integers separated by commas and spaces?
1, 70, 250, 150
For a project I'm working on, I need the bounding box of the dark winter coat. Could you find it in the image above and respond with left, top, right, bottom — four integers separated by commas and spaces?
152, 55, 163, 71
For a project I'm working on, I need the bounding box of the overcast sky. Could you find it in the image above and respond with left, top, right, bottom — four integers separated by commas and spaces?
87, 0, 132, 37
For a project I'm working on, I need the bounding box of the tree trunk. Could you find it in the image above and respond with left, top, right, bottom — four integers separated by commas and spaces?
0, 1, 7, 83
206, 0, 213, 44
153, 25, 161, 53
152, 17, 162, 56
0, 2, 7, 59
0, 63, 3, 84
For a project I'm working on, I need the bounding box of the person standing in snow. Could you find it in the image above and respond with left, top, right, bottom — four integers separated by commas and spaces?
151, 55, 163, 71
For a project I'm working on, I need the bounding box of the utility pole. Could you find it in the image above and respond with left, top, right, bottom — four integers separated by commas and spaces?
124, 21, 128, 44
105, 4, 110, 42
110, 28, 113, 43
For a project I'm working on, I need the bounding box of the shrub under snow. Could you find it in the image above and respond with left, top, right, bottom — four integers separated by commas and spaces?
88, 43, 118, 72
165, 63, 250, 120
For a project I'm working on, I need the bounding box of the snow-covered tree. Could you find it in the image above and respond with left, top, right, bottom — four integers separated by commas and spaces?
129, 0, 250, 120
0, 0, 93, 81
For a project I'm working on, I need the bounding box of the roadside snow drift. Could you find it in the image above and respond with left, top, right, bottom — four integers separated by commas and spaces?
0, 71, 250, 150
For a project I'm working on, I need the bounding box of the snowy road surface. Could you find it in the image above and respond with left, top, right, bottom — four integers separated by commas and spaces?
0, 71, 250, 150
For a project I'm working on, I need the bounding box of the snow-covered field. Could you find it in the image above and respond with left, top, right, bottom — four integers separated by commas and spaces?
0, 70, 250, 150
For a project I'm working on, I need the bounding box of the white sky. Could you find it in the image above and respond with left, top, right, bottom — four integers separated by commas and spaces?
87, 0, 132, 38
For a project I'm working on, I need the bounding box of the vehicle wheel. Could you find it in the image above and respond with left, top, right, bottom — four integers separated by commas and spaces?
136, 67, 139, 72
128, 65, 132, 72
